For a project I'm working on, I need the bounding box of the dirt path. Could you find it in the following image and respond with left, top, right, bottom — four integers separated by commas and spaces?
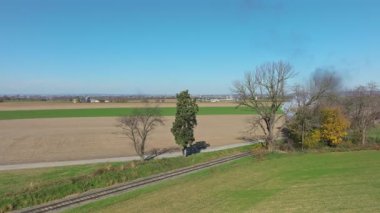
0, 142, 254, 171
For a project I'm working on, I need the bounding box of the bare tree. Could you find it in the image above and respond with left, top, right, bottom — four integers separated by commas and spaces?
118, 107, 164, 160
303, 68, 342, 107
233, 61, 295, 151
346, 82, 380, 144
288, 69, 341, 149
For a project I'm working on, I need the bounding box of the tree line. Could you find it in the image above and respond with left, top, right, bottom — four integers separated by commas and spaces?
234, 61, 380, 150
118, 61, 380, 160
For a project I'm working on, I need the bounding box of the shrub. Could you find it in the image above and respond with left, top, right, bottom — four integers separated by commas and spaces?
304, 129, 322, 148
251, 147, 268, 161
320, 107, 350, 146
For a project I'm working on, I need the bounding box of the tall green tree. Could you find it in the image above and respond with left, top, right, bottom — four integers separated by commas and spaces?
171, 90, 199, 155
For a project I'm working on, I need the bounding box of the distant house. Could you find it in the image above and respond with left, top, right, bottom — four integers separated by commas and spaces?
225, 96, 233, 101
78, 96, 99, 103
210, 99, 220, 103
85, 96, 91, 103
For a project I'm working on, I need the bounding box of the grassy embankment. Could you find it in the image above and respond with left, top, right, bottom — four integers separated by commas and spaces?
0, 145, 253, 212
67, 150, 380, 213
0, 107, 257, 120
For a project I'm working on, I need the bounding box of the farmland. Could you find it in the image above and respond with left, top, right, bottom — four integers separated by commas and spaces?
67, 150, 380, 213
0, 106, 254, 120
0, 101, 231, 111
0, 115, 274, 164
2, 1, 379, 212
0, 102, 274, 165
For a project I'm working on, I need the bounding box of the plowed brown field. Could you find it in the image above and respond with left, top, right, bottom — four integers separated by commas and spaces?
0, 115, 284, 165
0, 102, 284, 165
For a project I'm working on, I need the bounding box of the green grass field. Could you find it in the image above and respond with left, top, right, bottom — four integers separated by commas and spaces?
0, 107, 256, 120
67, 151, 380, 213
0, 145, 252, 212
368, 125, 380, 142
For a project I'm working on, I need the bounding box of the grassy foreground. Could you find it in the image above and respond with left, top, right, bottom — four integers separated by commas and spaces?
0, 106, 256, 120
67, 150, 380, 213
0, 145, 252, 212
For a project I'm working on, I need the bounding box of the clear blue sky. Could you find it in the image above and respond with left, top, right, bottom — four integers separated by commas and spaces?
0, 0, 379, 95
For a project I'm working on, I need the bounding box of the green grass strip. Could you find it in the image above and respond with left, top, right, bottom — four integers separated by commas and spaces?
0, 107, 256, 120
67, 150, 380, 213
0, 145, 255, 212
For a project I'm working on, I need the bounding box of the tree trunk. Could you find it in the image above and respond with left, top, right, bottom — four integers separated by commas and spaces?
267, 139, 274, 152
182, 147, 188, 157
267, 118, 276, 151
361, 128, 367, 145
267, 130, 274, 151
301, 122, 305, 151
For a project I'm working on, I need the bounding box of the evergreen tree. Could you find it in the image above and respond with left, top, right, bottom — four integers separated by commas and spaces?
171, 90, 199, 155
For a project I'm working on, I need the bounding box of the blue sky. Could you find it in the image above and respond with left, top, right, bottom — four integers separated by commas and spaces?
0, 0, 379, 95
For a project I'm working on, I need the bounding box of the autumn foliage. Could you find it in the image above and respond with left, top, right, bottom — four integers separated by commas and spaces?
319, 107, 350, 146
304, 129, 321, 148
303, 107, 350, 147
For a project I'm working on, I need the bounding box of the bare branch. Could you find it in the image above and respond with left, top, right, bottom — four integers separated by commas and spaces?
346, 83, 380, 144
118, 106, 164, 160
232, 61, 295, 150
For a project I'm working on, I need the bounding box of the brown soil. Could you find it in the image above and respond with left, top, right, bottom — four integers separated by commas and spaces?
0, 115, 284, 165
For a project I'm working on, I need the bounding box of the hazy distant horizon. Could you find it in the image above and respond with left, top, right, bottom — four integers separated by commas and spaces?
1, 0, 379, 94
0, 93, 235, 97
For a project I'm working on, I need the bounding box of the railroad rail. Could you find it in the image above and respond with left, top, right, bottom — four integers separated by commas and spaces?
18, 152, 251, 213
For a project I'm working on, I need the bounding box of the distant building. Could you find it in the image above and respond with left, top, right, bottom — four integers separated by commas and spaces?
225, 96, 233, 101
210, 99, 220, 103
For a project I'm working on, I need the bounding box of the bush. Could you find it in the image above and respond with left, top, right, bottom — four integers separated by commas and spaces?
251, 147, 268, 161
368, 137, 380, 144
304, 130, 322, 148
320, 107, 350, 146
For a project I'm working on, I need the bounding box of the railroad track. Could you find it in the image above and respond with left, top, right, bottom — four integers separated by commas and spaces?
19, 152, 251, 213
